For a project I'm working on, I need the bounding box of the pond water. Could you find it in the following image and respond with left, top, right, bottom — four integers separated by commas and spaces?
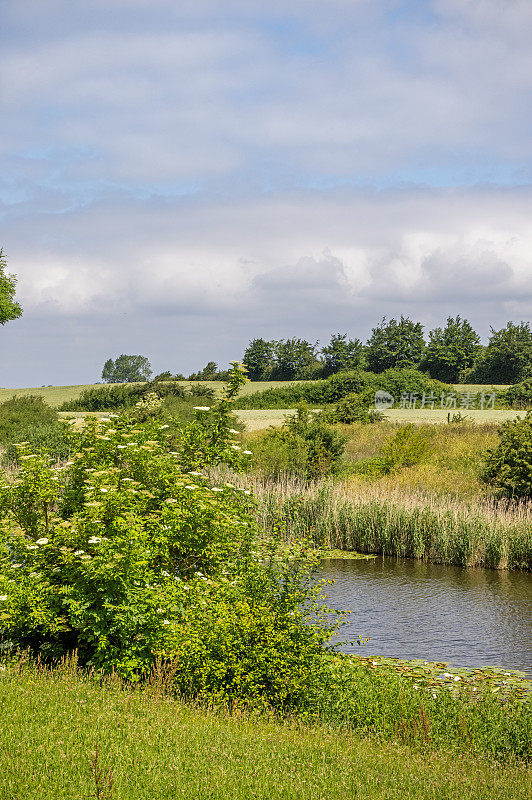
318, 557, 532, 674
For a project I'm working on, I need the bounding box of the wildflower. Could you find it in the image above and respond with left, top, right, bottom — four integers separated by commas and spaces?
35, 537, 49, 545
0, 596, 7, 601
230, 445, 240, 450
74, 550, 85, 556
454, 676, 461, 682
243, 450, 252, 455
161, 570, 170, 577
159, 424, 170, 429
88, 536, 101, 544
163, 620, 170, 625
26, 545, 38, 550
100, 488, 108, 493
165, 498, 177, 504
184, 485, 197, 490
193, 406, 210, 411
188, 471, 203, 477
117, 445, 127, 449
211, 487, 223, 492
80, 555, 91, 560
12, 564, 21, 569
228, 429, 239, 434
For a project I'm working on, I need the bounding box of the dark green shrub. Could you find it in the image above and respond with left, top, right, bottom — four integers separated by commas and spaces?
0, 365, 336, 711
0, 396, 71, 465
59, 381, 187, 412
236, 369, 454, 410
503, 380, 532, 410
252, 405, 346, 480
324, 391, 384, 424
188, 384, 215, 399
481, 412, 532, 498
0, 395, 57, 436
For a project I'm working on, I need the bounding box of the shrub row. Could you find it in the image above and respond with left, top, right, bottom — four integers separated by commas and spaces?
236, 368, 455, 409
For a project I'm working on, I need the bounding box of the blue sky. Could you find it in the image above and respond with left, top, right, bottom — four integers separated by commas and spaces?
1, 0, 531, 385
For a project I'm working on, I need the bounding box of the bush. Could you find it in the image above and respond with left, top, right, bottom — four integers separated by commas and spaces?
352, 424, 432, 477
252, 405, 347, 481
503, 380, 532, 410
0, 365, 336, 711
59, 381, 188, 412
481, 412, 532, 498
236, 369, 454, 410
0, 396, 71, 465
324, 391, 384, 424
0, 395, 57, 436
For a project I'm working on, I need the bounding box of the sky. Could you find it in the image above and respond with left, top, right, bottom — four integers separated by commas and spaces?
1, 0, 531, 386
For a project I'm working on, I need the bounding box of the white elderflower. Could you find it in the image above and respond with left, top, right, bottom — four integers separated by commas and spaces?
88, 536, 101, 544
74, 550, 85, 556
242, 450, 252, 455
187, 471, 203, 477
26, 545, 38, 550
35, 537, 49, 545
228, 429, 239, 434
0, 595, 7, 601
193, 406, 210, 411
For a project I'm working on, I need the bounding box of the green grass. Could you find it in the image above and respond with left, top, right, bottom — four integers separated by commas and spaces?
0, 662, 529, 799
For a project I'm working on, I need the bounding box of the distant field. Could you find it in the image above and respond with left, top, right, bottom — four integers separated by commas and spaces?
234, 407, 523, 431
0, 381, 305, 408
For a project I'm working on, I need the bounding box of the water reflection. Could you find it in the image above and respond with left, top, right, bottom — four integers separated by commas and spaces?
318, 557, 532, 673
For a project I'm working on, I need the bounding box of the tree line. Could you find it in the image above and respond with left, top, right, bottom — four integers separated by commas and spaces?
242, 317, 532, 384
101, 316, 532, 386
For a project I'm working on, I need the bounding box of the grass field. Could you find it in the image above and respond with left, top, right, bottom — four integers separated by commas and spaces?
234, 408, 522, 431
1, 663, 530, 800
0, 381, 306, 408
0, 381, 512, 410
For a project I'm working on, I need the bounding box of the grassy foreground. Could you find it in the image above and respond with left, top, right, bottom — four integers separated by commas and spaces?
0, 663, 530, 800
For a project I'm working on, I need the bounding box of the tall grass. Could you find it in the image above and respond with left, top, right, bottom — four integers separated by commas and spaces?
214, 470, 532, 569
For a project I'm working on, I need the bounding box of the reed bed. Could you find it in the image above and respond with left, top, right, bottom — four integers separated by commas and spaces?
212, 469, 532, 570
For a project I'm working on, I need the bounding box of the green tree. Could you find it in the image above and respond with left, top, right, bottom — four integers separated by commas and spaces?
0, 249, 22, 325
365, 316, 425, 373
101, 354, 152, 383
243, 338, 275, 380
272, 338, 321, 380
321, 333, 363, 376
474, 322, 532, 384
421, 316, 481, 382
481, 412, 532, 498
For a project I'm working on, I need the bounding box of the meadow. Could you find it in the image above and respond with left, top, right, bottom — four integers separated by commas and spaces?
0, 658, 530, 800
0, 377, 530, 797
0, 380, 306, 408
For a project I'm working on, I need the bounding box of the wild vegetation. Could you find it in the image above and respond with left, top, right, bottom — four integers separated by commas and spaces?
0, 363, 531, 796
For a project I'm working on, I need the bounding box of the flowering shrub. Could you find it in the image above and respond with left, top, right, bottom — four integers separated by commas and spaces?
0, 363, 336, 709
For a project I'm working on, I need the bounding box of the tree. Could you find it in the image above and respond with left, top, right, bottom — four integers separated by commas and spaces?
243, 338, 276, 381
473, 322, 532, 384
421, 316, 481, 383
365, 316, 425, 373
101, 355, 152, 383
0, 248, 22, 325
271, 338, 321, 380
481, 412, 532, 498
321, 333, 364, 376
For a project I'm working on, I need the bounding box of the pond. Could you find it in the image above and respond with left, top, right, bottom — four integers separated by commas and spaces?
318, 556, 532, 673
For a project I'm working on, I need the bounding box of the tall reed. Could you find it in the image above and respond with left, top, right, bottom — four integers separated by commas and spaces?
212, 469, 532, 570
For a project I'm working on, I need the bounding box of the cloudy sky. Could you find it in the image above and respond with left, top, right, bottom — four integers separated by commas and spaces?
1, 0, 531, 386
